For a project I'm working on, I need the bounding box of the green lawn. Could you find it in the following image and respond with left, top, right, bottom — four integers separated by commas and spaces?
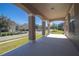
51, 29, 64, 34
45, 29, 64, 35
0, 37, 29, 55
0, 33, 42, 55
36, 33, 42, 40
45, 30, 48, 35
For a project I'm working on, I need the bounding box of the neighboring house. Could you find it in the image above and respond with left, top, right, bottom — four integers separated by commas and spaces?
22, 23, 28, 31
0, 15, 28, 33
8, 20, 16, 32
16, 23, 28, 31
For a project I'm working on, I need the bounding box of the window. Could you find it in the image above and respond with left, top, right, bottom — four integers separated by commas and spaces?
69, 19, 75, 33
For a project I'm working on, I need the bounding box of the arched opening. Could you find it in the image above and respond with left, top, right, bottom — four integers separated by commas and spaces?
0, 3, 46, 55
46, 20, 66, 38
50, 20, 64, 34
0, 3, 30, 54
35, 16, 42, 40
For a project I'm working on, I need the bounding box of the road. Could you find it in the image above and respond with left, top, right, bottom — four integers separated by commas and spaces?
0, 31, 42, 42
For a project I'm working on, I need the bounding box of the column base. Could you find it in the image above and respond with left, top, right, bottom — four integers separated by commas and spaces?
32, 40, 36, 44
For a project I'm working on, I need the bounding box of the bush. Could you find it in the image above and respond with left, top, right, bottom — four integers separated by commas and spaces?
1, 33, 6, 36
0, 33, 1, 36
0, 31, 27, 37
0, 32, 15, 36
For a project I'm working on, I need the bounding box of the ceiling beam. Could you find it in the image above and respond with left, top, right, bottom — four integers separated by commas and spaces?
48, 17, 65, 21
14, 3, 71, 21
14, 3, 31, 14
65, 3, 73, 17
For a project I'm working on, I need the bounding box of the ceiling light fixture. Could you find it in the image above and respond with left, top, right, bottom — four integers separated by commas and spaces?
51, 8, 54, 10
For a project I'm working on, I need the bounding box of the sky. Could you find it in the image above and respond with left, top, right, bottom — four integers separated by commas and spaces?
0, 3, 63, 25
0, 3, 42, 25
52, 21, 64, 25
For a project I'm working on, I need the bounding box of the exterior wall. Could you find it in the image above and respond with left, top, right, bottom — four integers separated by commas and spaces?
64, 4, 79, 48
8, 21, 16, 33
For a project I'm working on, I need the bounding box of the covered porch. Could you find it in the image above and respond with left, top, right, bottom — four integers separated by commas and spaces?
1, 3, 79, 56
15, 3, 72, 42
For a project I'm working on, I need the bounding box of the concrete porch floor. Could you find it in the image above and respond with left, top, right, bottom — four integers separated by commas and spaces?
2, 34, 79, 56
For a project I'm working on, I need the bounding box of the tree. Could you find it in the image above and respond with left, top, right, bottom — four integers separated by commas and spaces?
0, 15, 10, 32
35, 24, 42, 29
58, 23, 64, 30
52, 23, 58, 29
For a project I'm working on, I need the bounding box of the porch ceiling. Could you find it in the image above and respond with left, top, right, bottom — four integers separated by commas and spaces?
16, 3, 72, 21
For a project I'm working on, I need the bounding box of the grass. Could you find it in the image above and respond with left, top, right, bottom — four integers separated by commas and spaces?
45, 29, 64, 34
51, 29, 64, 34
45, 30, 48, 35
0, 32, 17, 36
36, 33, 42, 40
0, 37, 29, 55
0, 33, 42, 55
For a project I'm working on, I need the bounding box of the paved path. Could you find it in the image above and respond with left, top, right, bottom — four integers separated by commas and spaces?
2, 34, 79, 56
